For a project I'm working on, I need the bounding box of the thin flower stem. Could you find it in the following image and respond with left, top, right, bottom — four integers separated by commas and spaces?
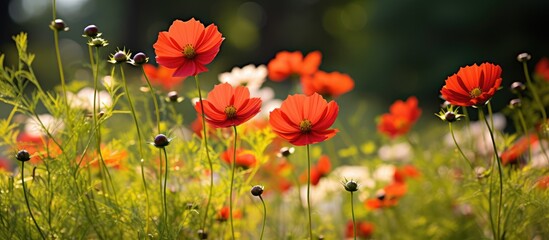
306, 144, 313, 240
522, 61, 547, 121
351, 191, 356, 240
449, 122, 474, 171
21, 161, 46, 240
195, 75, 214, 233
516, 109, 533, 161
162, 147, 169, 233
121, 65, 145, 162
51, 8, 69, 123
259, 195, 266, 240
480, 107, 504, 240
141, 67, 161, 134
230, 125, 238, 240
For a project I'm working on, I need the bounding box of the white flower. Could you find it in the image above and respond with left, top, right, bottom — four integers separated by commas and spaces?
68, 87, 112, 112
24, 114, 64, 137
531, 140, 549, 168
373, 164, 396, 183
218, 64, 267, 91
378, 142, 412, 162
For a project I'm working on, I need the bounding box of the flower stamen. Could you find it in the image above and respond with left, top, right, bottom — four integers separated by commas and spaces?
225, 106, 237, 119
183, 44, 196, 59
300, 119, 312, 132
470, 87, 482, 98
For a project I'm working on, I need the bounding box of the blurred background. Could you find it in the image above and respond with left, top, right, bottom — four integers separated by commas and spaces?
2, 0, 549, 131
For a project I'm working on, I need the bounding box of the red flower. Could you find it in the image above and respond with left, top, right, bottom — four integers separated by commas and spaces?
299, 155, 332, 185
301, 71, 354, 98
217, 206, 242, 222
195, 83, 262, 128
269, 93, 339, 146
153, 18, 223, 78
377, 96, 422, 138
500, 134, 538, 165
345, 220, 374, 239
16, 133, 62, 164
393, 165, 420, 183
221, 148, 257, 169
535, 57, 549, 81
267, 51, 321, 81
536, 175, 549, 189
440, 62, 502, 107
142, 64, 185, 91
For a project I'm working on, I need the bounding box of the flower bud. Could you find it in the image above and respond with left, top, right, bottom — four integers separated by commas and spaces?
509, 99, 521, 109
510, 82, 526, 94
277, 147, 295, 158
343, 180, 358, 192
153, 134, 171, 148
197, 230, 208, 239
50, 19, 69, 31
166, 91, 184, 103
516, 53, 531, 63
250, 185, 264, 196
132, 52, 148, 65
110, 50, 130, 64
16, 150, 31, 162
83, 25, 100, 37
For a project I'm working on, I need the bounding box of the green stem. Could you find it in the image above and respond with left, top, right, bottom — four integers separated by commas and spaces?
141, 67, 161, 134
196, 75, 214, 233
21, 161, 46, 240
449, 122, 474, 171
51, 13, 69, 123
306, 144, 313, 240
351, 191, 356, 240
516, 109, 533, 161
162, 147, 169, 233
259, 196, 266, 240
229, 125, 238, 240
522, 62, 547, 121
480, 107, 504, 240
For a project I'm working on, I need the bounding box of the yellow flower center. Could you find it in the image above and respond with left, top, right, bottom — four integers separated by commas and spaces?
470, 87, 482, 98
299, 119, 312, 132
183, 44, 196, 59
225, 105, 237, 119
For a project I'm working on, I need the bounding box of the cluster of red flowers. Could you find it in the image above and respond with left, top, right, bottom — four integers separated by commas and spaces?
267, 50, 354, 98
345, 220, 374, 239
220, 148, 257, 169
377, 96, 422, 138
365, 165, 419, 210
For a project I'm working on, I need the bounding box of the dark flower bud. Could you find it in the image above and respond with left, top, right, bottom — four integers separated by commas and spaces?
197, 230, 208, 239
277, 147, 295, 158
517, 53, 531, 63
343, 180, 358, 192
50, 19, 69, 31
250, 185, 264, 196
509, 99, 521, 109
444, 111, 457, 122
166, 91, 184, 103
376, 189, 385, 201
83, 25, 100, 37
16, 150, 31, 162
153, 134, 171, 148
132, 52, 148, 65
510, 82, 526, 94
109, 50, 130, 64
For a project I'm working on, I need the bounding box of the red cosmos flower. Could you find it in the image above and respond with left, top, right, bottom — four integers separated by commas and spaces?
267, 51, 322, 81
221, 148, 257, 169
440, 62, 502, 107
345, 220, 374, 239
536, 175, 549, 189
377, 96, 422, 138
500, 134, 538, 165
301, 71, 354, 98
142, 64, 185, 91
217, 206, 242, 222
365, 182, 407, 210
194, 83, 262, 128
393, 165, 420, 183
16, 133, 62, 164
153, 18, 223, 78
535, 57, 549, 81
269, 93, 339, 146
299, 155, 332, 185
